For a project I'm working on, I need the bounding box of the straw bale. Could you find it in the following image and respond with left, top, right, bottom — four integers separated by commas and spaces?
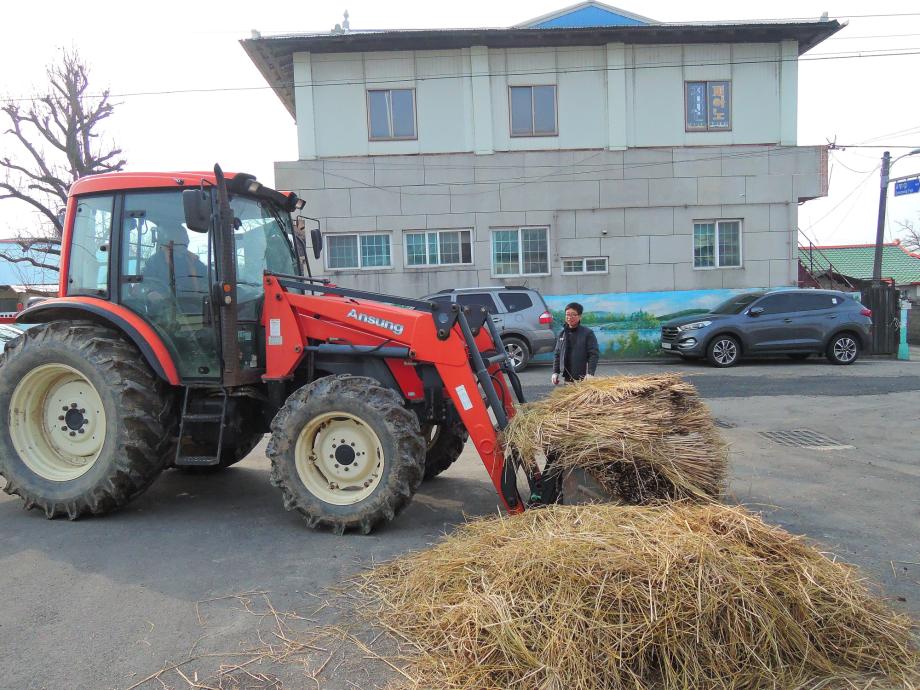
502, 374, 728, 502
357, 504, 919, 690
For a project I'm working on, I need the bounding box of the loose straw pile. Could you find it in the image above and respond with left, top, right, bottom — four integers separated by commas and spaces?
357, 504, 919, 690
502, 374, 728, 502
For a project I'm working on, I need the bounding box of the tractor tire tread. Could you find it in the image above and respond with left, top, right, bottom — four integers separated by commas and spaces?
422, 421, 468, 481
266, 375, 424, 534
0, 321, 176, 519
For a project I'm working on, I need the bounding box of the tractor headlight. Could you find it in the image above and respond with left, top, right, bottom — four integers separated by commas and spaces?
677, 320, 712, 332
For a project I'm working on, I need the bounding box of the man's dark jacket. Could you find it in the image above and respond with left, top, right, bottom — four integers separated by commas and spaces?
553, 324, 600, 381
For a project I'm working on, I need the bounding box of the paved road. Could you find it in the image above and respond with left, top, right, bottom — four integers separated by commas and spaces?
1, 357, 918, 690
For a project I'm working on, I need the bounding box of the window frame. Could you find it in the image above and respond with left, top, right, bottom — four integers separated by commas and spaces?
66, 192, 115, 298
366, 88, 418, 141
323, 232, 393, 271
692, 219, 743, 270
561, 256, 609, 275
684, 80, 732, 132
508, 84, 559, 138
403, 229, 474, 268
490, 226, 551, 278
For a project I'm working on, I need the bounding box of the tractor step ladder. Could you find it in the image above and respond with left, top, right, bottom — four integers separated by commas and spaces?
174, 388, 228, 467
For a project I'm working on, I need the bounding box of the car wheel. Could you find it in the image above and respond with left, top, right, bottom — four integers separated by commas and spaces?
503, 337, 530, 372
826, 333, 859, 365
788, 353, 810, 360
707, 336, 740, 368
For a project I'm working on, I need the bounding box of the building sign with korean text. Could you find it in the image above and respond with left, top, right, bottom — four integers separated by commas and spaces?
685, 81, 732, 132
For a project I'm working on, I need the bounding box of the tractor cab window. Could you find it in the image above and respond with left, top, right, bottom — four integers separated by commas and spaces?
229, 195, 298, 370
230, 196, 297, 288
119, 190, 219, 380
67, 194, 114, 297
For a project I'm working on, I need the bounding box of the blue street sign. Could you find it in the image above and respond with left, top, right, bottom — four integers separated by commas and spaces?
894, 177, 920, 196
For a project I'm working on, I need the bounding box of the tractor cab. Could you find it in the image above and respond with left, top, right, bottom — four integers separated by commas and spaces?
61, 169, 309, 386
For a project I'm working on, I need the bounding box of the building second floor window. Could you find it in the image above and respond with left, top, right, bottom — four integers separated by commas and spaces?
694, 220, 741, 269
492, 227, 549, 276
367, 89, 416, 140
510, 85, 557, 137
326, 233, 392, 270
405, 229, 473, 266
685, 81, 731, 131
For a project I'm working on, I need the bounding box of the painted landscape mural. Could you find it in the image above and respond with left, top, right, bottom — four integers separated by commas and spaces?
537, 288, 757, 360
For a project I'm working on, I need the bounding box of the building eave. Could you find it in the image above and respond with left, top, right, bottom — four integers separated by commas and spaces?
241, 20, 843, 118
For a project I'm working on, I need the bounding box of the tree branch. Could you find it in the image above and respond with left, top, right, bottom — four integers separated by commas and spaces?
0, 48, 124, 236
0, 182, 63, 234
0, 251, 60, 273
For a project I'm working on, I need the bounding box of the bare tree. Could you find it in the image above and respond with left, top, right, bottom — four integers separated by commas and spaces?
0, 49, 125, 276
895, 217, 920, 253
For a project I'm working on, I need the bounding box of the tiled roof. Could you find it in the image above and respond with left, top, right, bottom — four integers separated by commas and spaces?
798, 241, 920, 285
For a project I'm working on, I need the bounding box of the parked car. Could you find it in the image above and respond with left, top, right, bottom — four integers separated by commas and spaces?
0, 324, 24, 354
423, 286, 555, 371
660, 289, 872, 367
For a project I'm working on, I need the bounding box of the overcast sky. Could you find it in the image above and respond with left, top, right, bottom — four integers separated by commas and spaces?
1, 0, 918, 246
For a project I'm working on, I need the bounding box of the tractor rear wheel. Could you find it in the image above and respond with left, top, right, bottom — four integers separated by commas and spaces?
267, 375, 425, 534
421, 422, 468, 480
0, 322, 175, 518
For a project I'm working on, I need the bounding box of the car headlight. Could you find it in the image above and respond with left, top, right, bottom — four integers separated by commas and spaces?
677, 320, 712, 332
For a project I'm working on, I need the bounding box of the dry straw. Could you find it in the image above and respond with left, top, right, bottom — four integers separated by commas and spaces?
357, 503, 920, 690
502, 374, 728, 502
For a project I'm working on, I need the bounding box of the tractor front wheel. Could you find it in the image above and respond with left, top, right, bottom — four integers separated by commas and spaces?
0, 322, 175, 518
267, 375, 425, 534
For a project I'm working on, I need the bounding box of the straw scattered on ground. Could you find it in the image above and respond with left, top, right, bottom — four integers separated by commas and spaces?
502, 374, 728, 502
356, 503, 920, 690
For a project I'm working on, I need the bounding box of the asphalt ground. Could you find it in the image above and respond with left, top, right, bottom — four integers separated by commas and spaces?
1, 354, 918, 689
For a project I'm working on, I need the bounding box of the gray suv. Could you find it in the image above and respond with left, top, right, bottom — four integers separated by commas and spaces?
424, 286, 555, 371
660, 289, 873, 367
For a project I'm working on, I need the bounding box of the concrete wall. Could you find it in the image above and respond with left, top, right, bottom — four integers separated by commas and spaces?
295, 42, 796, 159
276, 145, 825, 297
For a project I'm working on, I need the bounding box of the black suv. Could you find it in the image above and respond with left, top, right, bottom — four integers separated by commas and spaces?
423, 286, 556, 371
660, 289, 873, 367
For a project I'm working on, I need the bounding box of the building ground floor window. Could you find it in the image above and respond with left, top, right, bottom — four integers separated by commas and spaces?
491, 226, 549, 276
694, 220, 742, 269
325, 233, 392, 270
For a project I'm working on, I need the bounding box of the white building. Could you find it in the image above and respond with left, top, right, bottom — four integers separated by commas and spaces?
243, 2, 839, 303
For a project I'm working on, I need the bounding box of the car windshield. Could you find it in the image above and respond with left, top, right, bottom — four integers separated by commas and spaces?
710, 292, 765, 315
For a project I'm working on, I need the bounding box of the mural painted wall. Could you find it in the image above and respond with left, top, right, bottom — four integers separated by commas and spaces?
537, 288, 760, 361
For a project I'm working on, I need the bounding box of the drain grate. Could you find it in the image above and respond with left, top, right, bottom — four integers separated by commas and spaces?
759, 429, 853, 450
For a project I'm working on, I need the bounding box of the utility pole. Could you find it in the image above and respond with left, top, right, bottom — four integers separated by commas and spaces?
872, 151, 890, 286
873, 148, 920, 285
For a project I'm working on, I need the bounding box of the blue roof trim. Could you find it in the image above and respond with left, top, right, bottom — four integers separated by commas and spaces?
530, 6, 648, 28
0, 241, 60, 286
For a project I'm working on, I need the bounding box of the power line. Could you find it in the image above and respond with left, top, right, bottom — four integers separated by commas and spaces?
828, 32, 920, 40
3, 48, 920, 104
802, 166, 880, 233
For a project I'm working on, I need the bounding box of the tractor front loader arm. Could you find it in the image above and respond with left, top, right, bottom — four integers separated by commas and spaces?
261, 273, 528, 513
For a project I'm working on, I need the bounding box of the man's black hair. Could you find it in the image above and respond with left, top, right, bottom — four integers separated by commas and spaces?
565, 302, 584, 315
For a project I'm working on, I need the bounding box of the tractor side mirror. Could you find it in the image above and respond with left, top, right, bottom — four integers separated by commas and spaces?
311, 227, 323, 260
182, 189, 211, 233
748, 307, 764, 317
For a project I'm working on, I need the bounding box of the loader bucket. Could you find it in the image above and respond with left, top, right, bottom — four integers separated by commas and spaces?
561, 467, 623, 505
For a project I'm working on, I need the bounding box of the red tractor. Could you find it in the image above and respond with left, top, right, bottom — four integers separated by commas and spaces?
0, 166, 560, 533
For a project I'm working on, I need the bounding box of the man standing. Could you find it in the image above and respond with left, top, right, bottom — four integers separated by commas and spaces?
552, 302, 600, 384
